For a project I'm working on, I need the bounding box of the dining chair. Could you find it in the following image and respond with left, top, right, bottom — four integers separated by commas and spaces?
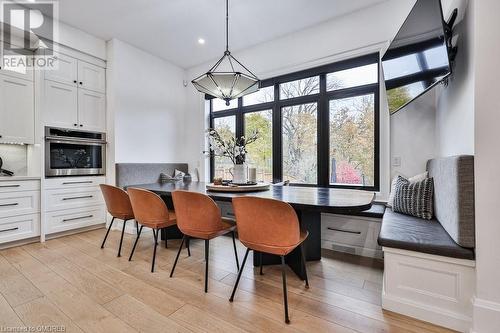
230, 196, 309, 324
127, 187, 177, 272
170, 190, 239, 292
99, 184, 137, 257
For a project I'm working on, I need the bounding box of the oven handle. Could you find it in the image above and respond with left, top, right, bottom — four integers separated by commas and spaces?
45, 136, 107, 144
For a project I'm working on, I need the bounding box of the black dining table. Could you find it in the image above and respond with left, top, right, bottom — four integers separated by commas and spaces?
127, 181, 375, 280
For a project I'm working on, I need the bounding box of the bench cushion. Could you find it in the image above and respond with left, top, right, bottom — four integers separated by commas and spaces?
427, 156, 475, 248
378, 209, 475, 260
356, 203, 386, 219
116, 163, 189, 188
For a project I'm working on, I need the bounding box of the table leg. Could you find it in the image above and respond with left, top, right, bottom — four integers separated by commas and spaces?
253, 210, 321, 280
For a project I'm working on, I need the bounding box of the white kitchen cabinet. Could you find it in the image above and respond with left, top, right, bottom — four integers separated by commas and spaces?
44, 52, 78, 86
78, 89, 106, 131
77, 61, 105, 93
0, 74, 34, 144
0, 42, 34, 81
43, 80, 79, 129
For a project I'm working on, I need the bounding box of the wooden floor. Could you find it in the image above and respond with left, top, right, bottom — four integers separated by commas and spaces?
0, 228, 455, 333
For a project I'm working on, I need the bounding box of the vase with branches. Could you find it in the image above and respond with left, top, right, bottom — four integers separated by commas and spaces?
207, 128, 259, 183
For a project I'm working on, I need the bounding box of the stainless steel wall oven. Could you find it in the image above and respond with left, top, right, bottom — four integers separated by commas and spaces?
45, 127, 106, 177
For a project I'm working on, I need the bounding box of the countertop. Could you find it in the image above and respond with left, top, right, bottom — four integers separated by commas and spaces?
0, 175, 41, 181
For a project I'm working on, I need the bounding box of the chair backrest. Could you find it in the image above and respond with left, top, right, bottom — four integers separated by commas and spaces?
127, 188, 170, 225
99, 184, 134, 219
232, 196, 300, 248
171, 191, 223, 234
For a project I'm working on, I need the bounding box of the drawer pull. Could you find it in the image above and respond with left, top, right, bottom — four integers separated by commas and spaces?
0, 227, 19, 233
0, 184, 21, 188
0, 202, 19, 207
62, 215, 93, 222
62, 195, 93, 201
62, 181, 93, 185
327, 227, 361, 235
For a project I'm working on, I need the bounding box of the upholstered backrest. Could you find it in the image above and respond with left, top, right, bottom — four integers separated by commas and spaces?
115, 163, 188, 188
426, 155, 475, 248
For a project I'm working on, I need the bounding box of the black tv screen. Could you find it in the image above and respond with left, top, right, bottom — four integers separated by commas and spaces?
382, 0, 451, 114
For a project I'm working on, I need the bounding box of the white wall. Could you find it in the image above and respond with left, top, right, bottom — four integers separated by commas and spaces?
106, 39, 187, 178
185, 0, 419, 199
472, 0, 500, 331
436, 0, 474, 156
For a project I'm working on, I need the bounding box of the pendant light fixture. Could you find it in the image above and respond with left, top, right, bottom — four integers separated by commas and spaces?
191, 0, 260, 105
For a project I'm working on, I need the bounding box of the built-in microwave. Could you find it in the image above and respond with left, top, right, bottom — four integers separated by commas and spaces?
45, 127, 106, 177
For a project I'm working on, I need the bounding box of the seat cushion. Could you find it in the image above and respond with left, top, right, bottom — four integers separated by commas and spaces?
355, 203, 386, 218
378, 209, 474, 260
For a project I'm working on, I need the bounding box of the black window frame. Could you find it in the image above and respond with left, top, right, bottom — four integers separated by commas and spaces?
209, 52, 380, 191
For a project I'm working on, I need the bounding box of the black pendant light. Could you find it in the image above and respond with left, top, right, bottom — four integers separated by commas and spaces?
192, 0, 260, 105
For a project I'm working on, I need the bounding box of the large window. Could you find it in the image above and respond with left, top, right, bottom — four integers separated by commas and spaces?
209, 53, 380, 190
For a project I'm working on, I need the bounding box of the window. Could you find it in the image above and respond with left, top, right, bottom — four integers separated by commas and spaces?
209, 53, 380, 190
212, 116, 235, 180
330, 94, 375, 187
282, 103, 318, 184
243, 86, 274, 106
244, 110, 273, 182
280, 76, 319, 100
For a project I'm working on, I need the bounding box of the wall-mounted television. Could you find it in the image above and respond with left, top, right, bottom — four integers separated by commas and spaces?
382, 0, 453, 114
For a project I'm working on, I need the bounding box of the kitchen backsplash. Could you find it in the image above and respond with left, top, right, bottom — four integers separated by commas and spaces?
0, 144, 28, 176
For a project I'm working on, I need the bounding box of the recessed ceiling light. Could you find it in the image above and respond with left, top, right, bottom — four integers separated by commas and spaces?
198, 38, 205, 45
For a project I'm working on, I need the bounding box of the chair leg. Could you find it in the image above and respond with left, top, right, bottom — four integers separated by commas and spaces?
186, 236, 191, 256
100, 217, 115, 248
229, 248, 250, 302
204, 239, 209, 293
135, 220, 139, 234
164, 229, 168, 248
281, 255, 290, 324
151, 229, 159, 273
259, 252, 263, 275
300, 243, 309, 289
231, 231, 240, 271
128, 225, 143, 261
170, 236, 185, 277
117, 219, 128, 257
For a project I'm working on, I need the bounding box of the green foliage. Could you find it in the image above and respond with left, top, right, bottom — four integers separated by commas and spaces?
387, 86, 412, 114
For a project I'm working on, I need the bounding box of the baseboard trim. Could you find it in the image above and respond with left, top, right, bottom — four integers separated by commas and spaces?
382, 290, 472, 332
471, 297, 500, 333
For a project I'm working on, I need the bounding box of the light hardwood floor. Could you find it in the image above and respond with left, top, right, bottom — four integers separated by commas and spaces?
0, 228, 456, 333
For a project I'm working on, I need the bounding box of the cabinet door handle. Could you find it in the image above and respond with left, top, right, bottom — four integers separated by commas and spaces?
62, 181, 93, 185
0, 202, 19, 207
0, 184, 21, 188
327, 227, 361, 235
73, 80, 77, 83
0, 227, 18, 233
79, 82, 83, 85
62, 195, 93, 201
62, 215, 93, 222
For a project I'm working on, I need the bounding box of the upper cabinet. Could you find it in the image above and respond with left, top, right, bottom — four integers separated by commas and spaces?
42, 50, 106, 132
44, 53, 78, 86
0, 42, 34, 82
0, 74, 34, 144
77, 61, 105, 93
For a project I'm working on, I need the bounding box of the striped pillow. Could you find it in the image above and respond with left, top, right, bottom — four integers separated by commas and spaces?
393, 176, 434, 220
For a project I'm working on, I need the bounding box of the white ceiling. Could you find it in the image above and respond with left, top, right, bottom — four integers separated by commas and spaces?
48, 0, 387, 68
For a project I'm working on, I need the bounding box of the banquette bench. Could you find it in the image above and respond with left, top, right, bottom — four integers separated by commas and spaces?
378, 156, 475, 332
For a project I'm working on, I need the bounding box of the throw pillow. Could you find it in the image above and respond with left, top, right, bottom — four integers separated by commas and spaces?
387, 171, 428, 207
393, 175, 434, 220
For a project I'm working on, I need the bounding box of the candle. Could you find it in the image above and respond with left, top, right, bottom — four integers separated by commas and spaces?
248, 167, 257, 183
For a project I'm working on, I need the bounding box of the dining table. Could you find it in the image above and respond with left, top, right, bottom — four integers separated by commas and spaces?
126, 181, 375, 280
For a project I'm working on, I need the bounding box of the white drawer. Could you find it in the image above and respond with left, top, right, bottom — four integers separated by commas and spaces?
0, 214, 40, 243
321, 214, 381, 249
0, 180, 40, 193
45, 187, 104, 212
0, 191, 40, 218
45, 205, 105, 234
44, 176, 105, 190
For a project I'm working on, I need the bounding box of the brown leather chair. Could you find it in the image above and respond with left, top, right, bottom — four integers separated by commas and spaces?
127, 188, 177, 272
229, 196, 309, 324
99, 184, 137, 257
170, 190, 239, 293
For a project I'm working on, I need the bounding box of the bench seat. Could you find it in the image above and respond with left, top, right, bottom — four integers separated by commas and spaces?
356, 203, 386, 219
378, 209, 474, 260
